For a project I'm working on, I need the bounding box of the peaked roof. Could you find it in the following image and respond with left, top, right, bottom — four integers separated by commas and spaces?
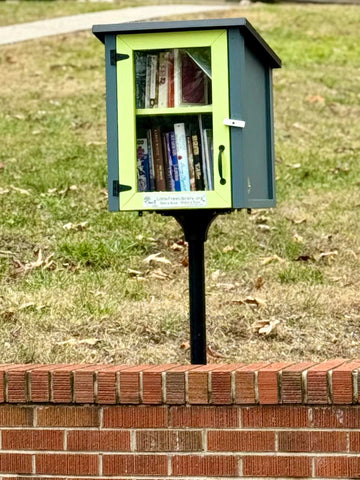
93, 18, 281, 68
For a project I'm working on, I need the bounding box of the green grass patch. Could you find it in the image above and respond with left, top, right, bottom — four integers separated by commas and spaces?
0, 3, 359, 363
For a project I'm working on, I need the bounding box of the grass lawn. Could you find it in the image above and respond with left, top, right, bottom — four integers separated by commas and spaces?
0, 3, 359, 364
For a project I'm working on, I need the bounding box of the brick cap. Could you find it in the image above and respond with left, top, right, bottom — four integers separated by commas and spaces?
0, 361, 359, 406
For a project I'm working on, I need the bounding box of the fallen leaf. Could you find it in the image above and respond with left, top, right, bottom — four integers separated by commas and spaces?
143, 253, 171, 265
253, 319, 280, 336
254, 276, 264, 289
149, 268, 170, 280
10, 185, 31, 195
180, 341, 190, 350
171, 242, 184, 251
292, 233, 304, 243
181, 256, 189, 267
211, 270, 221, 281
261, 255, 285, 265
223, 245, 234, 253
18, 302, 36, 311
63, 221, 88, 231
306, 94, 325, 104
12, 249, 55, 275
232, 296, 266, 307
207, 345, 226, 359
317, 250, 338, 262
127, 268, 143, 277
0, 188, 9, 195
56, 338, 100, 346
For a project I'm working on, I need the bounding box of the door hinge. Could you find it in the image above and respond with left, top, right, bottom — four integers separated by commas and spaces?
110, 50, 129, 66
113, 180, 132, 197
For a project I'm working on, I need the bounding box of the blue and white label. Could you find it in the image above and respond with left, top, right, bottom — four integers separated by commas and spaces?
143, 193, 207, 209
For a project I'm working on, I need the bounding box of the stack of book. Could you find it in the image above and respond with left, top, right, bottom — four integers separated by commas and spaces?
135, 47, 211, 109
137, 115, 214, 193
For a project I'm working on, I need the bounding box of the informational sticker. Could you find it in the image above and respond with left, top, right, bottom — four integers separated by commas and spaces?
143, 193, 207, 209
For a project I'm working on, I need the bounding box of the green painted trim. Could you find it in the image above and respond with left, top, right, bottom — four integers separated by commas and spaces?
116, 29, 231, 211
136, 105, 213, 116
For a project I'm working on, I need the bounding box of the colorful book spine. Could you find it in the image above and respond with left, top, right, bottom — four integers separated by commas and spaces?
158, 52, 168, 108
137, 138, 150, 192
134, 52, 146, 109
151, 127, 166, 191
186, 136, 196, 191
168, 132, 181, 192
149, 54, 158, 108
174, 123, 191, 191
167, 50, 175, 108
163, 133, 175, 191
191, 134, 204, 191
147, 129, 156, 192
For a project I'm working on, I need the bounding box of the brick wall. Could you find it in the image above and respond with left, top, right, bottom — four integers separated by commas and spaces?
0, 361, 360, 478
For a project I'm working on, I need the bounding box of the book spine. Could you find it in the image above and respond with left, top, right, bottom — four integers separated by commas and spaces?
198, 114, 208, 190
167, 50, 175, 108
163, 133, 175, 191
174, 123, 190, 191
191, 134, 204, 191
135, 52, 146, 109
147, 129, 156, 192
173, 49, 182, 108
137, 138, 150, 192
149, 54, 158, 108
145, 54, 151, 108
152, 127, 166, 191
203, 128, 213, 190
186, 136, 196, 191
158, 52, 168, 108
169, 131, 181, 191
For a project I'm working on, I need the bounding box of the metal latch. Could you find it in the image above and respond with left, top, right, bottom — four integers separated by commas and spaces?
113, 180, 132, 197
223, 118, 246, 128
110, 50, 129, 66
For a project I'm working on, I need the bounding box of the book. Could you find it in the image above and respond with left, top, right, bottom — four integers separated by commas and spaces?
168, 131, 181, 191
173, 49, 182, 108
163, 132, 175, 191
158, 52, 168, 108
198, 114, 208, 190
145, 54, 152, 108
174, 123, 191, 191
181, 51, 208, 105
149, 54, 158, 108
151, 127, 166, 191
167, 50, 175, 108
203, 128, 213, 190
186, 136, 196, 191
135, 52, 146, 109
147, 129, 156, 191
191, 133, 204, 191
137, 138, 150, 192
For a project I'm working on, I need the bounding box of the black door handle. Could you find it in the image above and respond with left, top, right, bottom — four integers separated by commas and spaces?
218, 145, 226, 185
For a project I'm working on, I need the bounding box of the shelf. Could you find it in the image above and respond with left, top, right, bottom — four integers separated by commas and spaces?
136, 105, 213, 116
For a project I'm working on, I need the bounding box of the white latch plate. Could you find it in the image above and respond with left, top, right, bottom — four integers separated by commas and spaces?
223, 118, 246, 128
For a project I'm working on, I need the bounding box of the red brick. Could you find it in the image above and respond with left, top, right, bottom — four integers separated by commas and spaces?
2, 429, 64, 451
349, 432, 360, 452
119, 365, 150, 404
0, 364, 17, 403
170, 406, 239, 428
103, 454, 168, 475
51, 364, 78, 403
332, 360, 360, 404
136, 430, 203, 452
243, 455, 311, 477
97, 365, 127, 404
36, 453, 99, 475
281, 361, 317, 404
242, 406, 310, 428
306, 359, 346, 404
278, 431, 347, 452
142, 364, 177, 404
234, 362, 269, 404
74, 365, 98, 404
67, 430, 130, 451
0, 453, 33, 474
103, 406, 168, 428
172, 454, 238, 476
258, 362, 293, 404
37, 406, 99, 427
0, 405, 33, 426
208, 430, 275, 452
314, 457, 360, 477
211, 364, 244, 405
165, 365, 195, 404
188, 364, 215, 404
6, 364, 42, 403
311, 406, 360, 428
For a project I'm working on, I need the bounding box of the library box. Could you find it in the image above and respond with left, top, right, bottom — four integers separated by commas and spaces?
93, 18, 281, 211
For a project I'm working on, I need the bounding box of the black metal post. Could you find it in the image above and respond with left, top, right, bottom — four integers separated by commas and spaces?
169, 210, 220, 364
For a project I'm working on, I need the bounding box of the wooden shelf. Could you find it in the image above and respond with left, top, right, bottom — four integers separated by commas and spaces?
136, 105, 213, 116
